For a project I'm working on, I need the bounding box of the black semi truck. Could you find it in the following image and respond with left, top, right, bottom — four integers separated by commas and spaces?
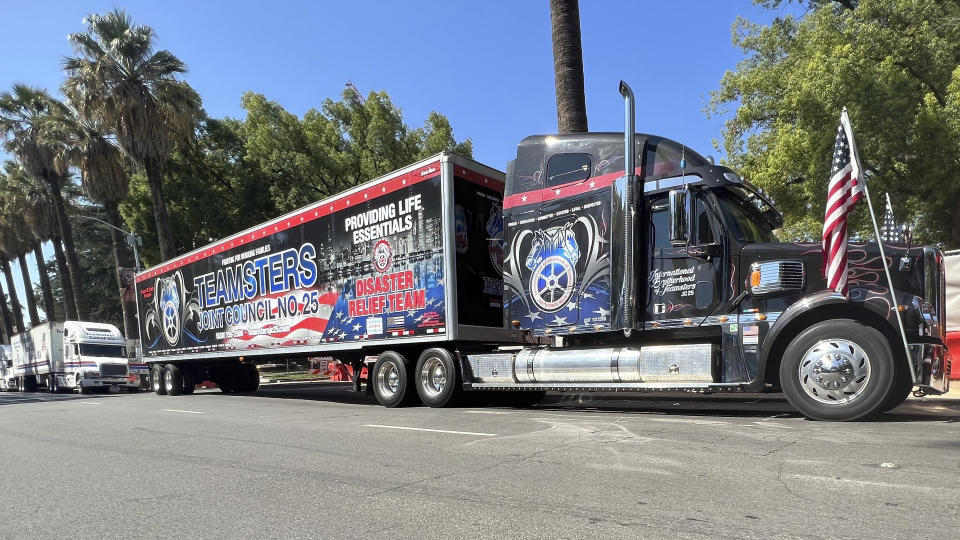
137, 82, 950, 420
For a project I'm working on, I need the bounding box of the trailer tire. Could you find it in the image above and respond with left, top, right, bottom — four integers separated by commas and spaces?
164, 364, 184, 396
415, 348, 460, 407
780, 319, 893, 421
48, 374, 58, 394
239, 364, 259, 393
151, 365, 167, 395
182, 368, 196, 395
372, 351, 416, 407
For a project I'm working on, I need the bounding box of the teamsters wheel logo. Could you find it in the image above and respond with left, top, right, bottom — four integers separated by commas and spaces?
524, 222, 580, 313
372, 239, 393, 273
158, 272, 183, 346
529, 255, 575, 312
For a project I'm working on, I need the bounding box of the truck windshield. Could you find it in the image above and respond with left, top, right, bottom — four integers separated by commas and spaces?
714, 187, 778, 244
79, 344, 126, 358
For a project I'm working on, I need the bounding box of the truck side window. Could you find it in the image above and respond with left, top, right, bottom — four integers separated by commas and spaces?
650, 196, 670, 251
546, 153, 591, 188
694, 196, 715, 245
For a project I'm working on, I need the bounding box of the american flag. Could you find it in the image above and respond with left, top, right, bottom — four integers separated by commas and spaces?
880, 192, 903, 243
822, 109, 864, 295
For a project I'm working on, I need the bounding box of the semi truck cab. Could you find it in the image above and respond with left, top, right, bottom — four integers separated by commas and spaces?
62, 321, 136, 392
488, 84, 949, 420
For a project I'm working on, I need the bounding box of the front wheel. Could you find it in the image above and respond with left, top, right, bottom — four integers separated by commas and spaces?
780, 319, 893, 421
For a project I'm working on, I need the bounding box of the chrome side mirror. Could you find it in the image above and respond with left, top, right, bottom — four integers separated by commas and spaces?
669, 188, 690, 246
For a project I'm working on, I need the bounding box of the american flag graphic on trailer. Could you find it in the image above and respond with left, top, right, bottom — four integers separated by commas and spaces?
822, 108, 864, 295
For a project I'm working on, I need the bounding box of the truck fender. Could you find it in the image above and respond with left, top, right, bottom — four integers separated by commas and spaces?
759, 288, 901, 386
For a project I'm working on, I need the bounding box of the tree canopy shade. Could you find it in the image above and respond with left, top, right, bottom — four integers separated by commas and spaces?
121, 88, 472, 265
709, 0, 960, 248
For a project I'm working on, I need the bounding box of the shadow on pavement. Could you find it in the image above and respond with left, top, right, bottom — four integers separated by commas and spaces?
191, 381, 960, 422
0, 390, 129, 406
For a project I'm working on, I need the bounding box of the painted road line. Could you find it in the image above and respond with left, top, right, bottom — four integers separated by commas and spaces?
77, 401, 103, 405
363, 424, 498, 437
161, 409, 205, 414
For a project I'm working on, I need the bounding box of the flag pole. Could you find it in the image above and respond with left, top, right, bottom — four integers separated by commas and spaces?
844, 109, 916, 384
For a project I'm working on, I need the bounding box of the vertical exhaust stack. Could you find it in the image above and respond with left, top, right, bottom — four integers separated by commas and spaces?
611, 81, 637, 335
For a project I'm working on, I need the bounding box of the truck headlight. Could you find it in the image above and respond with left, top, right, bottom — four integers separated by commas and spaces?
84, 371, 101, 379
749, 260, 805, 295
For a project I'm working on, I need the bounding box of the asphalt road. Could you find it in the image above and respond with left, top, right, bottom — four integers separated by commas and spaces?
1, 384, 958, 539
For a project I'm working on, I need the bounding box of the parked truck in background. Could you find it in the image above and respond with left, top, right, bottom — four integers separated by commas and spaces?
4, 321, 139, 394
946, 250, 960, 379
138, 82, 950, 420
0, 345, 11, 391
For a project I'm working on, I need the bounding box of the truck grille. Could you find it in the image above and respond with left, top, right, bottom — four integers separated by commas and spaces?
99, 364, 127, 377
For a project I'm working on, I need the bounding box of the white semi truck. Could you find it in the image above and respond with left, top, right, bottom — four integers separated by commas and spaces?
0, 345, 11, 391
5, 321, 139, 393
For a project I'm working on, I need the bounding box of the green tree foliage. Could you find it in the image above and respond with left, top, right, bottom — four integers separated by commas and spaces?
122, 88, 471, 265
709, 0, 960, 247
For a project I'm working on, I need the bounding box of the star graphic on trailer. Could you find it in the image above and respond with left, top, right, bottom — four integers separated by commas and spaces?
414, 314, 424, 322
594, 307, 610, 318
524, 311, 542, 322
335, 310, 344, 320
551, 315, 568, 326
582, 292, 594, 299
338, 331, 347, 339
566, 300, 578, 312
352, 323, 361, 332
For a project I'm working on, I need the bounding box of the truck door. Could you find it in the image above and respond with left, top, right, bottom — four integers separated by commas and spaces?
645, 187, 724, 328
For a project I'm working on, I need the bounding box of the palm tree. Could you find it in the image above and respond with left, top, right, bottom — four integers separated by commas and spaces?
0, 277, 14, 342
64, 9, 203, 261
550, 0, 588, 133
0, 255, 24, 334
2, 161, 59, 321
0, 85, 87, 319
62, 109, 137, 337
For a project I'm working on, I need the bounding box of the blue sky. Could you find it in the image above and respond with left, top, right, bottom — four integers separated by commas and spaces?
0, 0, 797, 322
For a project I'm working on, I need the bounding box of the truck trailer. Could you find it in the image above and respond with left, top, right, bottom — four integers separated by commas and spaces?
5, 321, 138, 393
137, 82, 950, 420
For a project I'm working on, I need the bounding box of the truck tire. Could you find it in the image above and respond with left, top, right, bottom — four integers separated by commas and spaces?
240, 364, 260, 393
415, 348, 461, 407
780, 319, 894, 421
152, 364, 167, 395
878, 364, 914, 413
76, 374, 91, 394
372, 351, 417, 407
164, 364, 184, 396
181, 368, 196, 395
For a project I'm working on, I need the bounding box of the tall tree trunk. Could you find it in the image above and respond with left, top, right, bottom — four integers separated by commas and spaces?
16, 253, 39, 327
51, 237, 78, 320
33, 242, 56, 322
104, 202, 138, 339
550, 0, 589, 134
0, 276, 11, 343
0, 258, 25, 333
145, 159, 177, 261
45, 176, 88, 319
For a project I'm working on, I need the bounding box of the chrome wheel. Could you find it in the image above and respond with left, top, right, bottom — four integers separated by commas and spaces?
377, 360, 400, 398
164, 368, 175, 394
798, 338, 871, 405
418, 356, 447, 399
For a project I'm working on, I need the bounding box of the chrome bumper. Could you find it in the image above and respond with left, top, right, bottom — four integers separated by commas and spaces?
908, 343, 951, 395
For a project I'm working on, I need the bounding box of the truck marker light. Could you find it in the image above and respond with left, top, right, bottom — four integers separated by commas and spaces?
683, 319, 693, 326
511, 320, 521, 327
757, 314, 768, 321
750, 269, 762, 289
719, 316, 729, 323
897, 305, 908, 312
568, 326, 577, 332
